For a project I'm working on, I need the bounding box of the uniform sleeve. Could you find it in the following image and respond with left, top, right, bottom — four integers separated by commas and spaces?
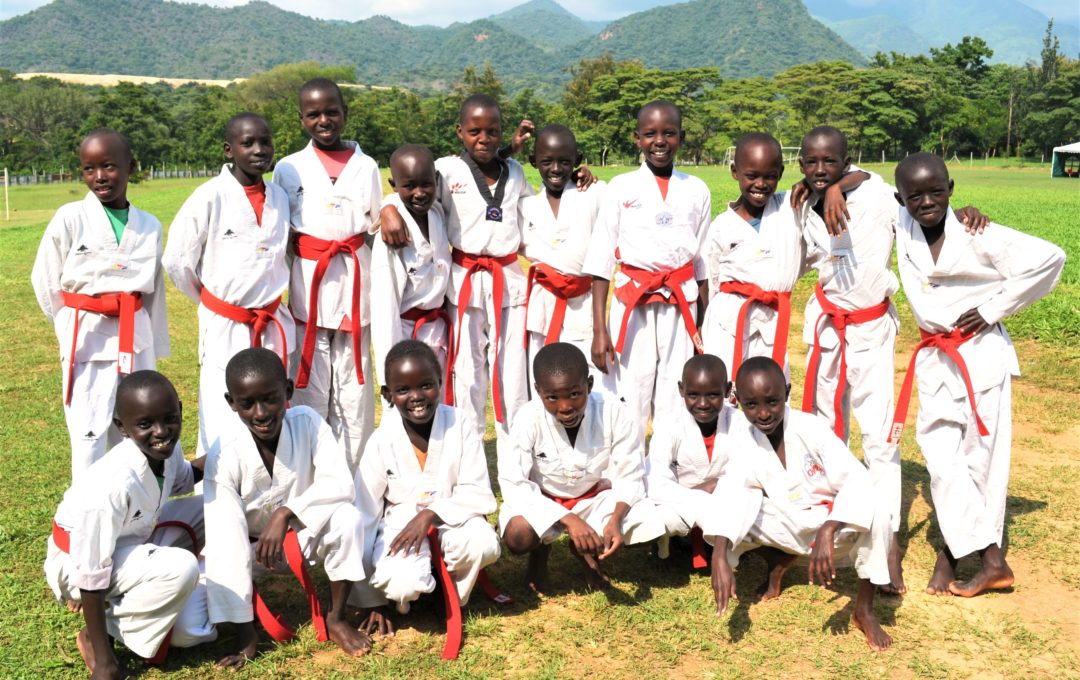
364, 162, 384, 235
162, 192, 210, 305
169, 456, 195, 497
30, 209, 71, 320
69, 486, 127, 591
606, 401, 647, 507
701, 454, 763, 545
643, 423, 682, 505
816, 423, 875, 532
286, 414, 356, 535
693, 183, 712, 281
497, 407, 573, 533
270, 163, 302, 230
354, 435, 388, 563
147, 228, 171, 358
369, 238, 408, 376
427, 413, 497, 527
974, 224, 1066, 326
582, 188, 618, 279
203, 449, 255, 624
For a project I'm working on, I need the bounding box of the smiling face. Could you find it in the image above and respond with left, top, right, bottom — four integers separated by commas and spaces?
114, 385, 182, 464
735, 368, 789, 437
535, 370, 592, 430
225, 372, 293, 447
80, 133, 134, 209
389, 150, 437, 217
895, 162, 954, 229
299, 86, 347, 150
635, 104, 683, 171
225, 116, 274, 184
799, 133, 850, 197
456, 104, 502, 166
381, 355, 441, 426
732, 141, 784, 210
531, 130, 579, 195
679, 366, 729, 426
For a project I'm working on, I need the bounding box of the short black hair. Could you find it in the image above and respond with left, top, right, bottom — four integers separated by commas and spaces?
115, 370, 178, 414
389, 143, 435, 173
224, 112, 270, 142
533, 342, 589, 384
735, 356, 785, 389
385, 339, 441, 383
535, 124, 576, 150
637, 100, 682, 129
225, 347, 287, 392
802, 125, 848, 158
81, 128, 133, 162
298, 77, 346, 108
682, 353, 729, 384
733, 132, 782, 168
459, 93, 501, 123
895, 152, 949, 190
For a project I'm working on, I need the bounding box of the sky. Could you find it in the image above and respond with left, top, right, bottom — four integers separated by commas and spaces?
1, 0, 1078, 28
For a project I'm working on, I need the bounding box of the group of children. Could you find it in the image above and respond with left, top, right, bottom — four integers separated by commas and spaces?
33, 77, 1065, 674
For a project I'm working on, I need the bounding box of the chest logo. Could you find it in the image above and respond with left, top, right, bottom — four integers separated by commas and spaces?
656, 212, 673, 226
386, 469, 395, 478
536, 452, 548, 459
222, 229, 237, 239
450, 182, 468, 195
132, 510, 143, 520
804, 456, 825, 480
622, 199, 642, 210
75, 244, 90, 255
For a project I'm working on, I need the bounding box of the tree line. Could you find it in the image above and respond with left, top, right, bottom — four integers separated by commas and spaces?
1, 23, 1076, 176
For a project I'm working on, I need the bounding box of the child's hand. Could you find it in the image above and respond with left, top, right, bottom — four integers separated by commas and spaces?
255, 508, 293, 569
710, 537, 736, 616
956, 205, 989, 234
215, 621, 258, 670
591, 327, 617, 374
379, 205, 411, 248
509, 119, 535, 155
389, 509, 438, 556
89, 653, 124, 680
361, 607, 396, 637
954, 308, 989, 336
573, 165, 598, 191
808, 520, 841, 586
789, 179, 811, 210
821, 183, 851, 235
599, 518, 625, 560
561, 513, 603, 555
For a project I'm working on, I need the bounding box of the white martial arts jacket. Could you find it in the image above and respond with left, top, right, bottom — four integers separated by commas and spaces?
520, 183, 605, 341
369, 193, 451, 373
31, 193, 170, 363
434, 155, 531, 309
703, 193, 805, 341
896, 209, 1065, 397
583, 164, 710, 301
500, 392, 646, 534
646, 404, 740, 501
355, 405, 497, 534
203, 406, 355, 623
273, 141, 382, 329
798, 177, 900, 350
50, 439, 195, 592
163, 167, 292, 362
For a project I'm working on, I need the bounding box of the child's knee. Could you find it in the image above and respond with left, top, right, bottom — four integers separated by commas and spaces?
156, 548, 200, 598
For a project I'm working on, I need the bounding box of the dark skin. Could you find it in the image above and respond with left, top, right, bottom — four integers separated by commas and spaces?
219, 372, 372, 669
592, 105, 708, 373
529, 131, 582, 219
717, 368, 892, 651
80, 133, 136, 211
225, 117, 274, 187
502, 370, 619, 592
298, 86, 348, 152
896, 163, 1014, 598
678, 365, 731, 494
388, 150, 437, 239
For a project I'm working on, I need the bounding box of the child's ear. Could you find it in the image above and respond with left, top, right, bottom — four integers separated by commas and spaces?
380, 385, 391, 404
285, 379, 295, 401
730, 162, 738, 180
679, 130, 686, 142
843, 156, 852, 172
113, 416, 128, 437
777, 164, 784, 180
387, 177, 396, 189
677, 380, 685, 397
224, 392, 236, 411
724, 381, 732, 398
575, 152, 583, 166
586, 375, 594, 393
223, 141, 234, 160
947, 179, 955, 196
455, 123, 464, 141
528, 154, 536, 167
894, 191, 904, 206
785, 383, 792, 400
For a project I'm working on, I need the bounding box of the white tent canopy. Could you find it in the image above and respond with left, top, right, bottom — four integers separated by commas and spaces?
1051, 142, 1080, 177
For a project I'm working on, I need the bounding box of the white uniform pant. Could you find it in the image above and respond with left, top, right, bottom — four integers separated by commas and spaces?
916, 376, 1011, 559
527, 332, 603, 394
498, 490, 666, 546
448, 302, 529, 454
727, 496, 890, 585
804, 332, 900, 532
44, 497, 213, 657
601, 300, 696, 439
702, 320, 791, 382
290, 323, 375, 473
352, 516, 500, 610
655, 485, 725, 539
63, 352, 155, 479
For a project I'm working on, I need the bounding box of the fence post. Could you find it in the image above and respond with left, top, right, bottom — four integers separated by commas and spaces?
3, 167, 9, 221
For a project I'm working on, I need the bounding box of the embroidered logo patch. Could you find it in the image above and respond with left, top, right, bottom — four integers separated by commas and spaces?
450, 182, 468, 195
804, 455, 825, 480
75, 244, 90, 254
622, 199, 642, 209
655, 211, 673, 226
222, 229, 236, 239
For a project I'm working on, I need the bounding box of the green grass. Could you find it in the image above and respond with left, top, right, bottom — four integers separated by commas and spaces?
1, 166, 1078, 679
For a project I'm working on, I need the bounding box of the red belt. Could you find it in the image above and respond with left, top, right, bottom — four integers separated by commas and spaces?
446, 249, 519, 424
801, 283, 891, 438
292, 232, 367, 388
61, 291, 142, 405
401, 305, 456, 393
199, 288, 288, 371
523, 263, 592, 347
718, 281, 791, 379
542, 480, 607, 511
613, 261, 703, 354
252, 529, 328, 644
888, 328, 989, 443
52, 519, 198, 555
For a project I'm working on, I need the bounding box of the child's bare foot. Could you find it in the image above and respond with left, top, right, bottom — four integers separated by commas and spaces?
879, 533, 907, 596
327, 619, 372, 657
66, 599, 83, 613
569, 544, 612, 590
76, 628, 96, 673
948, 545, 1014, 597
925, 549, 957, 596
526, 543, 552, 594
752, 547, 796, 601
852, 581, 892, 651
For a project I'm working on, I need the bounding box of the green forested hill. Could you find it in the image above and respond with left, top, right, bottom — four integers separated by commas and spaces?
489, 0, 603, 50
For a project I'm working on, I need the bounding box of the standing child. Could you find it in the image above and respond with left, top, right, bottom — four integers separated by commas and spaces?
45, 371, 214, 678
164, 113, 292, 457
32, 129, 170, 478
891, 153, 1064, 597
272, 78, 383, 471
353, 340, 500, 620
520, 124, 604, 380
370, 144, 452, 375
585, 100, 711, 436
708, 357, 894, 651
203, 348, 372, 668
499, 343, 665, 592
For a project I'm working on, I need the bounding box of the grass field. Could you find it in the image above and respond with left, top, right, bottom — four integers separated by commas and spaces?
0, 164, 1077, 679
